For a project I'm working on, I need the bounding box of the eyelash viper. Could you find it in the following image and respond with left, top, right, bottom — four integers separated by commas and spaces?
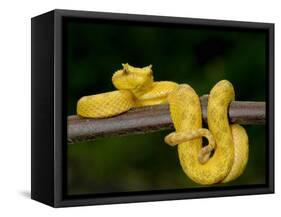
77, 63, 249, 185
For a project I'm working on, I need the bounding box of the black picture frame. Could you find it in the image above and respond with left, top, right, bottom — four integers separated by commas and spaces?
31, 9, 274, 207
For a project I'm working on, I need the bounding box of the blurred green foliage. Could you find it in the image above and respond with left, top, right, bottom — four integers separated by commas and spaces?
66, 20, 267, 195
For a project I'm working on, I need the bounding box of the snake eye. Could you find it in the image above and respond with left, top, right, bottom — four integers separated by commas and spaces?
123, 68, 128, 75
142, 64, 153, 76
122, 63, 130, 75
148, 68, 153, 76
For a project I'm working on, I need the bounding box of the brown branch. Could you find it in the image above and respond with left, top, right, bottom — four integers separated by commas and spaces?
67, 96, 266, 144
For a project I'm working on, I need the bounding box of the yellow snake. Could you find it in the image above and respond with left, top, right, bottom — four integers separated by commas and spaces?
77, 63, 249, 185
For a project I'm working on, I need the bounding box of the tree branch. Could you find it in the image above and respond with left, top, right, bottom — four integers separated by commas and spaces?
67, 96, 266, 144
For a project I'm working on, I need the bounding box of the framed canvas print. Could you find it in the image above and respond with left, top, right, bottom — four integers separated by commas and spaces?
31, 9, 274, 207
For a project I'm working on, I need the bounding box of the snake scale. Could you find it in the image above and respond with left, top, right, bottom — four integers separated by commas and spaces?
77, 63, 249, 185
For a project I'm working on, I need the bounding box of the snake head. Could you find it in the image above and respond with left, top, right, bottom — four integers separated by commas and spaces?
112, 63, 154, 95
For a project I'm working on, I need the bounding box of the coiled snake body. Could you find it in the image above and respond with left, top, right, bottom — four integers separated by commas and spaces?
77, 64, 248, 185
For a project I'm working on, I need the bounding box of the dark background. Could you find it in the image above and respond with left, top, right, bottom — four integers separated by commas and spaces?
66, 19, 267, 195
